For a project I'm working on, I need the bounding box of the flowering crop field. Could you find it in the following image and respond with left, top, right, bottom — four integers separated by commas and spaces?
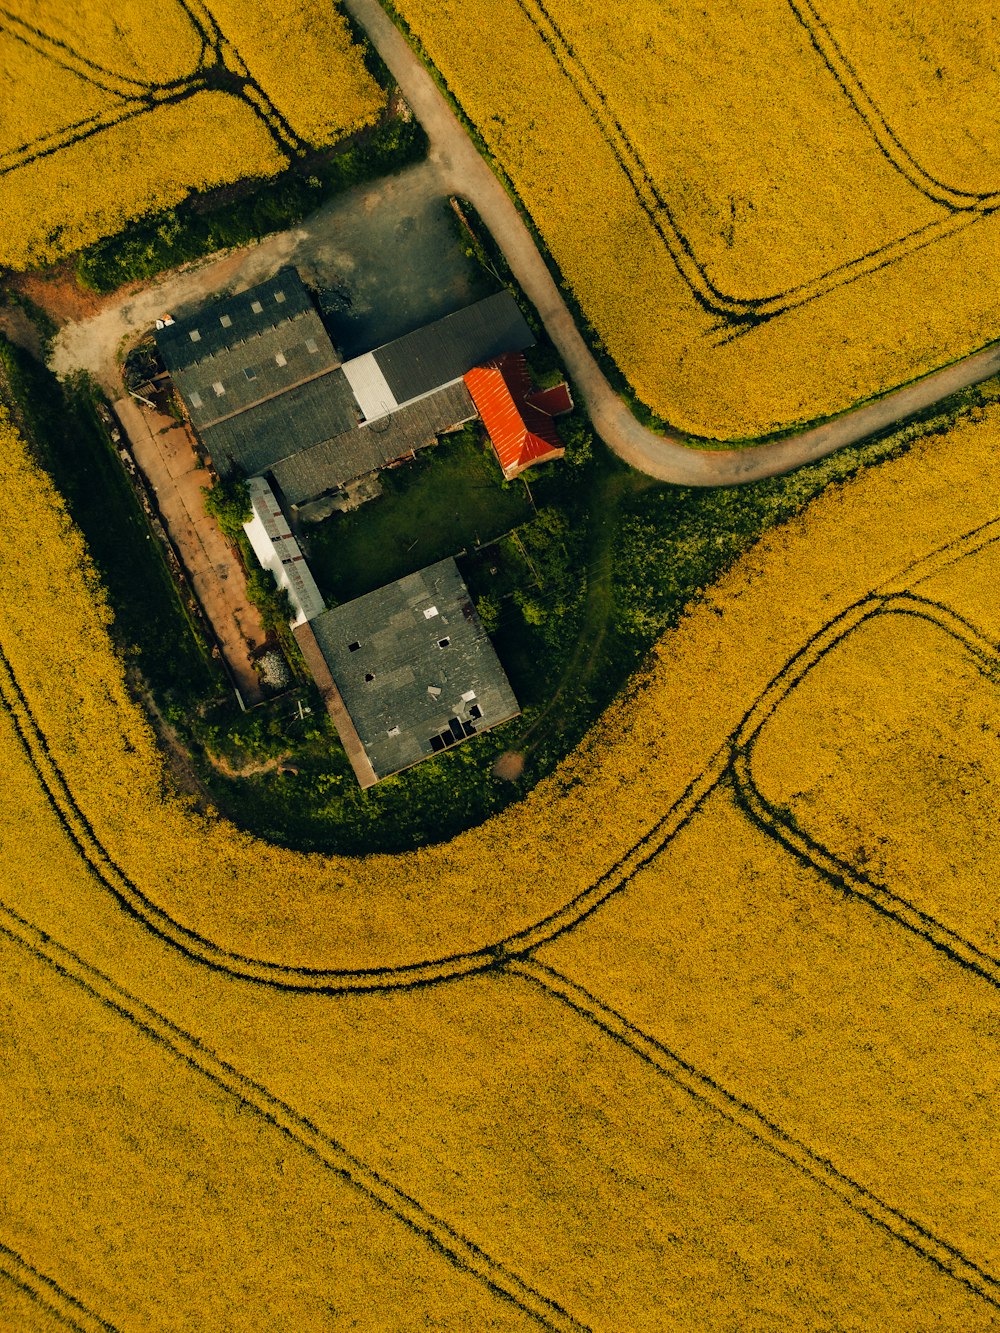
0, 0, 383, 270
2, 390, 999, 1326
392, 0, 1000, 439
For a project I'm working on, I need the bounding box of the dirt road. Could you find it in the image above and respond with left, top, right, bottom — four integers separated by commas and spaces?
115, 397, 266, 704
341, 0, 1000, 485
49, 158, 475, 391
48, 1, 1000, 486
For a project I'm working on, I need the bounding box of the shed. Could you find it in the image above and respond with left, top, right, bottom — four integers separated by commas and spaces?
464, 352, 571, 479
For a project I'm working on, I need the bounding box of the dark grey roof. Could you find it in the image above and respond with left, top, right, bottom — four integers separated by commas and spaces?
203, 368, 360, 478
310, 558, 519, 779
371, 291, 533, 405
170, 314, 338, 431
157, 268, 318, 372
271, 380, 476, 506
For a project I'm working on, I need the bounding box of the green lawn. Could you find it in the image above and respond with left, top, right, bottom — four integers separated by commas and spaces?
306, 426, 533, 603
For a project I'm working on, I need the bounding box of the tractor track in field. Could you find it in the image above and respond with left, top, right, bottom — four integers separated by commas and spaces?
0, 0, 309, 177
509, 0, 986, 327
45, 0, 1000, 484
512, 959, 1000, 1313
329, 0, 1000, 485
0, 1242, 121, 1333
787, 0, 1000, 213
0, 521, 996, 996
2, 524, 998, 1322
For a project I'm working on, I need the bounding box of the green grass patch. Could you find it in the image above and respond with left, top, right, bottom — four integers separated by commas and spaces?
307, 425, 533, 603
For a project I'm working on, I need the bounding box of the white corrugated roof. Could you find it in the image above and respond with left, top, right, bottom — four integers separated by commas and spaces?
341, 352, 399, 421
243, 477, 325, 627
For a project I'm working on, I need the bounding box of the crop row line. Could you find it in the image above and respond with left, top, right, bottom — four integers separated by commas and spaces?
513, 959, 1000, 1311
732, 597, 1000, 990
0, 1240, 121, 1333
0, 0, 310, 178
0, 523, 995, 996
512, 0, 980, 330
788, 0, 1000, 211
0, 903, 588, 1333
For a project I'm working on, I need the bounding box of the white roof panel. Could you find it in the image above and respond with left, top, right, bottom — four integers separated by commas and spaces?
341, 352, 399, 421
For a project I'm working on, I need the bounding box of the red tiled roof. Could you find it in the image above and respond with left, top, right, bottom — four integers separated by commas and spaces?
464, 353, 568, 480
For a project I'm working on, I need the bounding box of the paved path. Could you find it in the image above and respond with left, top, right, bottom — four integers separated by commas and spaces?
343, 0, 1000, 485
116, 397, 266, 704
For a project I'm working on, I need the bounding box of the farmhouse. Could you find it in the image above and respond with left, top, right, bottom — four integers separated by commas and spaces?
156, 268, 542, 507
156, 269, 357, 480
294, 558, 519, 787
153, 268, 561, 785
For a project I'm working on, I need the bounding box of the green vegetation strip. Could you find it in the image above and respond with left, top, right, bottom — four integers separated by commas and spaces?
75, 116, 427, 295
0, 338, 217, 707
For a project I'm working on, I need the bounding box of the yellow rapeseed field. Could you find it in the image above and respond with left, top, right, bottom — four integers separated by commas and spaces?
391, 0, 1000, 438
2, 393, 999, 1325
0, 1, 383, 270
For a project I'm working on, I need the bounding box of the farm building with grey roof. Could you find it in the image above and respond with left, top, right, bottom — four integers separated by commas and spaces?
300, 558, 519, 785
157, 272, 533, 506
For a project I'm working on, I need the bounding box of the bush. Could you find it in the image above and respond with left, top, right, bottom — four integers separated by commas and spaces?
203, 477, 251, 542
246, 568, 294, 634
75, 117, 428, 294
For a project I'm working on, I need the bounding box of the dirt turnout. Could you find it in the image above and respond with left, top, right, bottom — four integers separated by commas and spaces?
115, 396, 265, 704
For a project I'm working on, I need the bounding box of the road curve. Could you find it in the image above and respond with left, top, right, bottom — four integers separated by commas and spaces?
346, 0, 1000, 486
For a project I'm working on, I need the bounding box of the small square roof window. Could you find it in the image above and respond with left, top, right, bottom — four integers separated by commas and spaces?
305, 337, 319, 353
423, 605, 439, 619
274, 351, 287, 367
274, 290, 286, 303
219, 314, 232, 328
243, 366, 257, 380
250, 300, 263, 314
189, 391, 203, 409
213, 381, 225, 396
437, 637, 451, 649
189, 329, 201, 342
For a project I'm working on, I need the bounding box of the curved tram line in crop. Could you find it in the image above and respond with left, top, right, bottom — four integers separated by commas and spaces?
508, 0, 989, 337
0, 521, 997, 994
732, 593, 1000, 990
3, 524, 999, 1321
0, 906, 588, 1333
787, 0, 1000, 213
0, 0, 310, 178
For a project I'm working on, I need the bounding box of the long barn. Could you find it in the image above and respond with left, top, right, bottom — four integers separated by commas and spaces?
157, 270, 536, 507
